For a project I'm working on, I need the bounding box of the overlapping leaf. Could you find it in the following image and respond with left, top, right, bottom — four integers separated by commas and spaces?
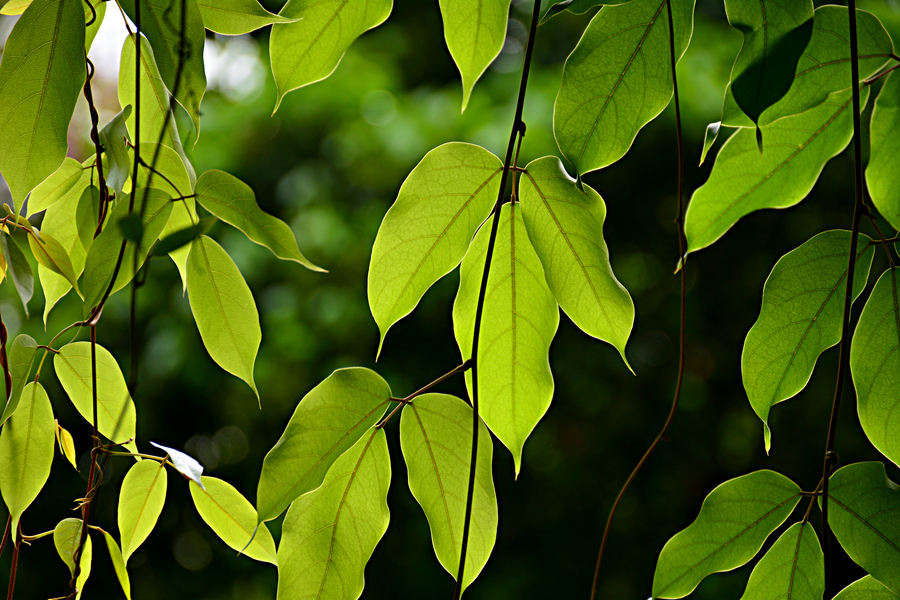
368, 142, 502, 355
553, 0, 695, 175
738, 522, 823, 600
29, 228, 79, 292
0, 334, 38, 426
519, 157, 633, 363
270, 0, 393, 111
38, 181, 90, 323
453, 202, 558, 475
652, 470, 801, 599
868, 72, 900, 231
26, 157, 84, 216
834, 576, 900, 600
118, 460, 168, 563
99, 106, 133, 198
400, 393, 497, 593
277, 428, 390, 600
53, 518, 92, 599
198, 0, 297, 35
257, 367, 391, 523
1, 234, 33, 315
0, 0, 85, 205
742, 231, 874, 451
540, 0, 623, 25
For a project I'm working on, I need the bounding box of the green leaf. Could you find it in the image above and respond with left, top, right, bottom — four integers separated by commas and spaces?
0, 0, 85, 205
652, 470, 802, 599
834, 576, 900, 600
400, 393, 497, 593
26, 157, 84, 216
540, 0, 620, 25
150, 441, 204, 488
39, 180, 91, 323
685, 88, 867, 254
118, 213, 144, 243
270, 0, 392, 112
738, 522, 823, 600
82, 188, 173, 314
277, 427, 391, 600
519, 157, 633, 364
826, 462, 900, 595
186, 235, 261, 397
189, 476, 276, 564
84, 0, 106, 52
29, 228, 80, 293
118, 0, 207, 140
742, 230, 874, 451
725, 0, 813, 132
151, 217, 214, 256
0, 0, 31, 13
92, 526, 132, 600
0, 382, 55, 536
194, 169, 324, 271
1, 234, 33, 316
0, 334, 38, 427
868, 72, 900, 231
368, 142, 502, 356
852, 267, 900, 467
99, 105, 133, 198
198, 0, 298, 35
76, 185, 100, 254
439, 0, 510, 111
453, 202, 558, 476
553, 0, 695, 175
54, 342, 138, 453
53, 518, 92, 599
118, 459, 168, 563
161, 195, 199, 288
699, 121, 721, 166
55, 420, 78, 470
257, 367, 391, 523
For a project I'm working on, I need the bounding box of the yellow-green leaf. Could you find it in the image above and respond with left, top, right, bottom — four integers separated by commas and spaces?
199, 0, 298, 35
0, 334, 38, 427
53, 518, 92, 599
118, 459, 168, 563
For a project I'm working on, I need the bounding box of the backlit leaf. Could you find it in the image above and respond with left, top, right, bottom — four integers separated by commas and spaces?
0, 334, 38, 427
26, 157, 83, 216
161, 195, 199, 287
540, 0, 621, 25
99, 105, 133, 198
833, 576, 900, 600
53, 518, 92, 599
277, 427, 390, 600
38, 180, 90, 323
851, 267, 900, 468
867, 72, 900, 231
738, 522, 823, 600
1, 234, 33, 315
198, 0, 298, 35
519, 157, 633, 363
400, 393, 497, 593
118, 459, 168, 563
453, 202, 558, 476
55, 420, 78, 470
29, 228, 80, 292
92, 526, 131, 600
257, 367, 391, 523
742, 231, 874, 451
652, 470, 802, 599
368, 142, 502, 356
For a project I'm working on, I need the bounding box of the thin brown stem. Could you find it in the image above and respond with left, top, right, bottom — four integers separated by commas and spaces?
375, 361, 472, 429
6, 526, 20, 600
0, 516, 9, 558
82, 57, 109, 238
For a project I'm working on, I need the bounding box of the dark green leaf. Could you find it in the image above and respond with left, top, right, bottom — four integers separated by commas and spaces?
118, 213, 144, 243
540, 0, 621, 25
151, 217, 214, 256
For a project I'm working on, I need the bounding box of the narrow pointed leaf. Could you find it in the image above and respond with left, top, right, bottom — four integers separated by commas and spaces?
699, 121, 721, 166
867, 72, 900, 231
150, 441, 204, 488
0, 382, 55, 536
685, 88, 867, 254
834, 576, 900, 600
29, 228, 79, 292
0, 0, 85, 205
55, 421, 78, 470
270, 0, 392, 112
852, 267, 900, 467
257, 367, 391, 523
826, 462, 900, 595
54, 342, 138, 452
277, 427, 390, 600
194, 169, 324, 271
189, 476, 276, 564
553, 0, 695, 175
118, 459, 168, 563
738, 522, 823, 600
742, 231, 874, 451
2, 233, 34, 316
0, 334, 38, 426
400, 393, 498, 593
652, 470, 802, 599
519, 157, 633, 363
93, 527, 132, 600
199, 0, 298, 35
26, 158, 83, 216
53, 518, 92, 598
186, 235, 261, 397
439, 0, 510, 111
99, 106, 133, 198
368, 142, 502, 355
453, 202, 558, 475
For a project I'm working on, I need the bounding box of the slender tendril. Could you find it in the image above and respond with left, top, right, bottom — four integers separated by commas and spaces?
376, 361, 472, 429
0, 516, 9, 559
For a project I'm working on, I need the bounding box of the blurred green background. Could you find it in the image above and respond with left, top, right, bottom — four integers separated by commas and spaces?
1, 0, 900, 598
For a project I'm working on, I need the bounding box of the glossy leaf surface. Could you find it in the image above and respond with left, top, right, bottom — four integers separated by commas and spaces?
868, 72, 900, 230
118, 459, 168, 563
198, 0, 297, 35
738, 522, 823, 600
0, 334, 38, 426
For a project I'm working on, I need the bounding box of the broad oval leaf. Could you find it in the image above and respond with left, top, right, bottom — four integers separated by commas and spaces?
368, 142, 502, 356
29, 228, 79, 292
738, 522, 823, 600
519, 157, 633, 363
453, 202, 558, 476
270, 0, 393, 112
0, 382, 55, 536
199, 0, 298, 35
399, 393, 498, 593
742, 230, 874, 452
1, 234, 33, 315
852, 267, 900, 467
186, 235, 261, 397
53, 518, 92, 598
26, 157, 83, 216
93, 526, 131, 600
834, 576, 900, 600
99, 105, 133, 198
54, 342, 138, 452
439, 0, 510, 111
652, 470, 802, 599
257, 367, 391, 523
39, 180, 90, 323
118, 459, 168, 563
826, 462, 900, 595
553, 0, 695, 175
277, 427, 390, 600
194, 169, 323, 271
0, 0, 85, 205
189, 476, 277, 564
867, 72, 900, 231
685, 88, 866, 254
0, 334, 38, 426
